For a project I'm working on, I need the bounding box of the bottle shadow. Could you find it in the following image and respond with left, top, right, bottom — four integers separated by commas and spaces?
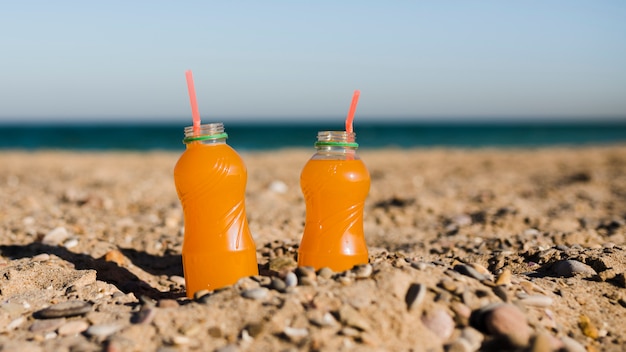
0, 242, 184, 300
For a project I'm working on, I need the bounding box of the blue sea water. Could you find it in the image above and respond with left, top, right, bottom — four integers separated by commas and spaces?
0, 121, 625, 151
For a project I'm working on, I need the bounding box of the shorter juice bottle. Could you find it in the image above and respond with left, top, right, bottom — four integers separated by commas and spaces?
298, 131, 370, 272
174, 123, 258, 298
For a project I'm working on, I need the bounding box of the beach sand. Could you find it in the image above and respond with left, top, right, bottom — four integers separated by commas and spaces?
1, 146, 625, 351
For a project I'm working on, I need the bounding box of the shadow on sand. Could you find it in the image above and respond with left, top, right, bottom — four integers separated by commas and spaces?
0, 242, 184, 300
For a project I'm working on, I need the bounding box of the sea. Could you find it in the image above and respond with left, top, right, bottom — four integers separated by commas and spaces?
0, 120, 625, 151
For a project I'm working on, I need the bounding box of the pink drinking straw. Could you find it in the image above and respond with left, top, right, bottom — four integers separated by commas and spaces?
345, 90, 361, 133
185, 70, 201, 135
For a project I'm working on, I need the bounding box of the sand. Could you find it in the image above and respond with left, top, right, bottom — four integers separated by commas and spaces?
0, 146, 625, 351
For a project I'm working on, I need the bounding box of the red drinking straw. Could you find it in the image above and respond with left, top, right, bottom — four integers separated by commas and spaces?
345, 90, 360, 133
185, 70, 201, 135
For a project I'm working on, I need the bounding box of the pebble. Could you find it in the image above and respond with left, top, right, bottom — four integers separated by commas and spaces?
309, 311, 338, 328
58, 320, 89, 335
483, 303, 531, 347
268, 180, 288, 194
353, 264, 373, 279
495, 269, 512, 286
283, 326, 309, 340
284, 272, 298, 287
270, 277, 287, 292
560, 336, 587, 352
104, 250, 127, 266
405, 283, 426, 311
6, 316, 26, 331
578, 314, 598, 339
170, 275, 186, 286
530, 331, 554, 352
132, 307, 156, 324
518, 294, 553, 307
85, 324, 122, 338
551, 260, 597, 278
63, 238, 79, 249
32, 253, 51, 262
36, 300, 93, 319
29, 318, 66, 333
454, 264, 487, 281
460, 327, 484, 350
338, 305, 370, 331
421, 308, 454, 341
194, 290, 211, 301
241, 288, 269, 300
317, 267, 334, 279
42, 227, 69, 246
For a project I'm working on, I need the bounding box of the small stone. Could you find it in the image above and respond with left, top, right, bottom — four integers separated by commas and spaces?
551, 260, 596, 278
132, 307, 156, 324
42, 227, 69, 246
495, 269, 512, 286
454, 264, 487, 281
453, 214, 472, 226
446, 338, 473, 352
309, 311, 338, 328
460, 327, 483, 350
338, 305, 370, 331
241, 288, 269, 300
58, 320, 89, 335
63, 238, 79, 249
578, 314, 598, 339
284, 272, 298, 287
560, 336, 586, 352
36, 301, 92, 319
283, 326, 308, 340
530, 331, 554, 352
104, 250, 127, 266
317, 267, 334, 279
296, 266, 316, 281
85, 324, 122, 338
518, 294, 553, 307
483, 303, 531, 347
439, 278, 459, 293
171, 335, 191, 345
32, 253, 51, 262
270, 277, 287, 292
353, 264, 373, 279
268, 180, 288, 194
170, 275, 186, 286
468, 263, 491, 279
194, 290, 211, 301
30, 318, 66, 333
215, 344, 238, 352
405, 283, 426, 311
492, 285, 509, 302
7, 316, 26, 330
421, 308, 454, 341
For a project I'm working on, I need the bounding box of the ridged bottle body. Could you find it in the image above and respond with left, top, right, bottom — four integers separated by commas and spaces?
174, 124, 257, 297
298, 131, 370, 272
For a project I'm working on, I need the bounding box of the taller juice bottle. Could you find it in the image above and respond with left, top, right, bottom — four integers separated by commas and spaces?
298, 131, 370, 272
174, 123, 258, 298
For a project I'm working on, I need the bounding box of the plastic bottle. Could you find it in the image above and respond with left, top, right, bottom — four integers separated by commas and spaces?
298, 131, 370, 272
174, 123, 258, 298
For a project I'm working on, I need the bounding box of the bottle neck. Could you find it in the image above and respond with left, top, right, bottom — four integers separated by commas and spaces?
313, 131, 359, 159
183, 123, 228, 145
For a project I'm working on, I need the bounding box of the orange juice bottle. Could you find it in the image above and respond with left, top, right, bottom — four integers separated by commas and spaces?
174, 123, 258, 298
298, 131, 370, 272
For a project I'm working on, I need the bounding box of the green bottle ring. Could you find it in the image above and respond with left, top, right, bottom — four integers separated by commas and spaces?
314, 141, 359, 148
183, 132, 229, 143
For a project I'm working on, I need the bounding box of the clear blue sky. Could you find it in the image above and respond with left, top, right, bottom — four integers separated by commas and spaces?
1, 1, 625, 123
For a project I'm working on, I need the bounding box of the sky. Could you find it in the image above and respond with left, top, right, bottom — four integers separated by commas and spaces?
1, 1, 625, 124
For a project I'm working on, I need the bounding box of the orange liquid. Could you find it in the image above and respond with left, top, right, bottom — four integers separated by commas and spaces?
174, 142, 258, 298
298, 158, 370, 272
